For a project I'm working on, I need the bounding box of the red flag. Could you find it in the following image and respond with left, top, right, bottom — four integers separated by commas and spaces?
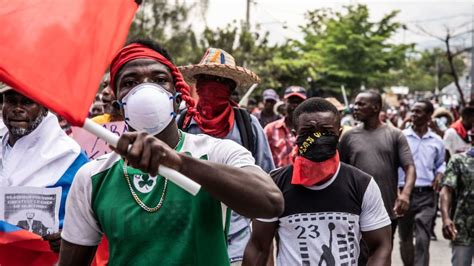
0, 0, 138, 126
0, 221, 58, 266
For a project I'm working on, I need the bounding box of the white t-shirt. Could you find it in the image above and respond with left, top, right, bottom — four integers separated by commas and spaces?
262, 163, 390, 265
444, 128, 470, 156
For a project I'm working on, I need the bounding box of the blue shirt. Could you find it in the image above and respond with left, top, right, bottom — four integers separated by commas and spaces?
398, 128, 445, 187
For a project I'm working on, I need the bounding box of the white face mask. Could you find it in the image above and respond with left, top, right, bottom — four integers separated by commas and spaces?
121, 83, 175, 135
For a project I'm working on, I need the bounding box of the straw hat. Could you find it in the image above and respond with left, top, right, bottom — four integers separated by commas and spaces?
432, 107, 454, 121
178, 48, 260, 90
325, 97, 345, 111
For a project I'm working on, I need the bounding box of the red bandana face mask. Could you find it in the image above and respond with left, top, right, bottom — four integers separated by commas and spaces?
194, 80, 235, 138
197, 80, 232, 118
292, 152, 340, 186
291, 132, 340, 186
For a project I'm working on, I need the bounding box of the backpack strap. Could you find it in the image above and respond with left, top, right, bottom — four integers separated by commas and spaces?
178, 106, 256, 156
233, 107, 255, 156
177, 108, 189, 132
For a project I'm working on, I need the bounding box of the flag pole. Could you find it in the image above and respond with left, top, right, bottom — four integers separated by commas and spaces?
83, 118, 201, 195
239, 83, 259, 107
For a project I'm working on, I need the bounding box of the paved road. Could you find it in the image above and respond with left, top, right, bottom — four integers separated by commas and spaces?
392, 217, 453, 265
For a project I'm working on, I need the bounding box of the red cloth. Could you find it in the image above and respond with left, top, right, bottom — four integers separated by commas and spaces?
109, 43, 198, 124
0, 221, 58, 266
0, 0, 138, 126
450, 119, 468, 141
108, 43, 238, 137
91, 237, 109, 266
291, 151, 340, 187
195, 80, 236, 138
110, 44, 189, 97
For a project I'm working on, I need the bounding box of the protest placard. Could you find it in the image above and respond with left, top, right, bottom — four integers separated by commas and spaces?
0, 187, 62, 237
71, 121, 128, 160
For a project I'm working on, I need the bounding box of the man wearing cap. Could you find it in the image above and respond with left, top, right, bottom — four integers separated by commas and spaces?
59, 40, 283, 266
179, 48, 275, 264
255, 89, 281, 128
264, 86, 306, 168
0, 87, 88, 254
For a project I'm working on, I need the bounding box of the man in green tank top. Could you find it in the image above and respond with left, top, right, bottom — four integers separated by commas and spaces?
59, 39, 284, 266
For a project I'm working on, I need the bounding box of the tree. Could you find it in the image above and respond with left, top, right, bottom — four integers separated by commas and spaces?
414, 24, 472, 105
126, 2, 417, 100
200, 22, 284, 95
290, 4, 412, 96
128, 1, 280, 97
202, 22, 318, 95
128, 0, 207, 65
390, 48, 466, 93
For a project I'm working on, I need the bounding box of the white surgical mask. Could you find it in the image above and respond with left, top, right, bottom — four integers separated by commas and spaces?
121, 83, 175, 135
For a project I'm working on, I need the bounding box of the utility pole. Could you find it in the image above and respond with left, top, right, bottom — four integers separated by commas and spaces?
435, 57, 440, 95
246, 0, 251, 30
242, 0, 252, 68
471, 4, 474, 101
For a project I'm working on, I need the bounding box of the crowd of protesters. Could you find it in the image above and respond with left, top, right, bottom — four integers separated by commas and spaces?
1, 40, 473, 266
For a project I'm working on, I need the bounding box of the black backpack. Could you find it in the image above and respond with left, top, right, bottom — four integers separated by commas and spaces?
177, 107, 256, 156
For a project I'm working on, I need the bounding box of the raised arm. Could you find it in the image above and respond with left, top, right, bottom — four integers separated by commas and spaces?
114, 132, 284, 218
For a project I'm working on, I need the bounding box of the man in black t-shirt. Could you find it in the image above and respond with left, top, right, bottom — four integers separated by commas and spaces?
243, 98, 392, 266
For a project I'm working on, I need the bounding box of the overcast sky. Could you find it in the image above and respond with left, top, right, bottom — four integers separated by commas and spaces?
186, 0, 474, 50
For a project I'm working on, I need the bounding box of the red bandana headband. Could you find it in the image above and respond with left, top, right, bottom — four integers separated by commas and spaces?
109, 43, 197, 111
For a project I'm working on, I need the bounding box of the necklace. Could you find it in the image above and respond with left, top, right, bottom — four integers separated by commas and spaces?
122, 131, 183, 212
123, 160, 168, 212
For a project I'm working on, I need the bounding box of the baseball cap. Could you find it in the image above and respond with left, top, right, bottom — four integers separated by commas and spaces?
262, 89, 279, 102
284, 86, 307, 100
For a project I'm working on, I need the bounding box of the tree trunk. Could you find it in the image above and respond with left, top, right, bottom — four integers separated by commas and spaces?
445, 34, 466, 106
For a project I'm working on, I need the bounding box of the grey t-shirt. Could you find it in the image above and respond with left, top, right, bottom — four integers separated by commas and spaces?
339, 124, 414, 219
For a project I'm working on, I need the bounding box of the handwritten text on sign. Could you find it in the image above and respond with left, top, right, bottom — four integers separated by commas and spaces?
71, 122, 128, 160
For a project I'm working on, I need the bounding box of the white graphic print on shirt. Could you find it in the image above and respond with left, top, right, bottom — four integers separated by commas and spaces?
278, 212, 359, 266
266, 163, 391, 266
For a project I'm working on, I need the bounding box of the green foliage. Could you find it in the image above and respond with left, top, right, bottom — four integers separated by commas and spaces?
127, 0, 308, 96
294, 4, 412, 96
126, 1, 462, 99
197, 22, 282, 95
128, 0, 202, 65
389, 48, 466, 92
